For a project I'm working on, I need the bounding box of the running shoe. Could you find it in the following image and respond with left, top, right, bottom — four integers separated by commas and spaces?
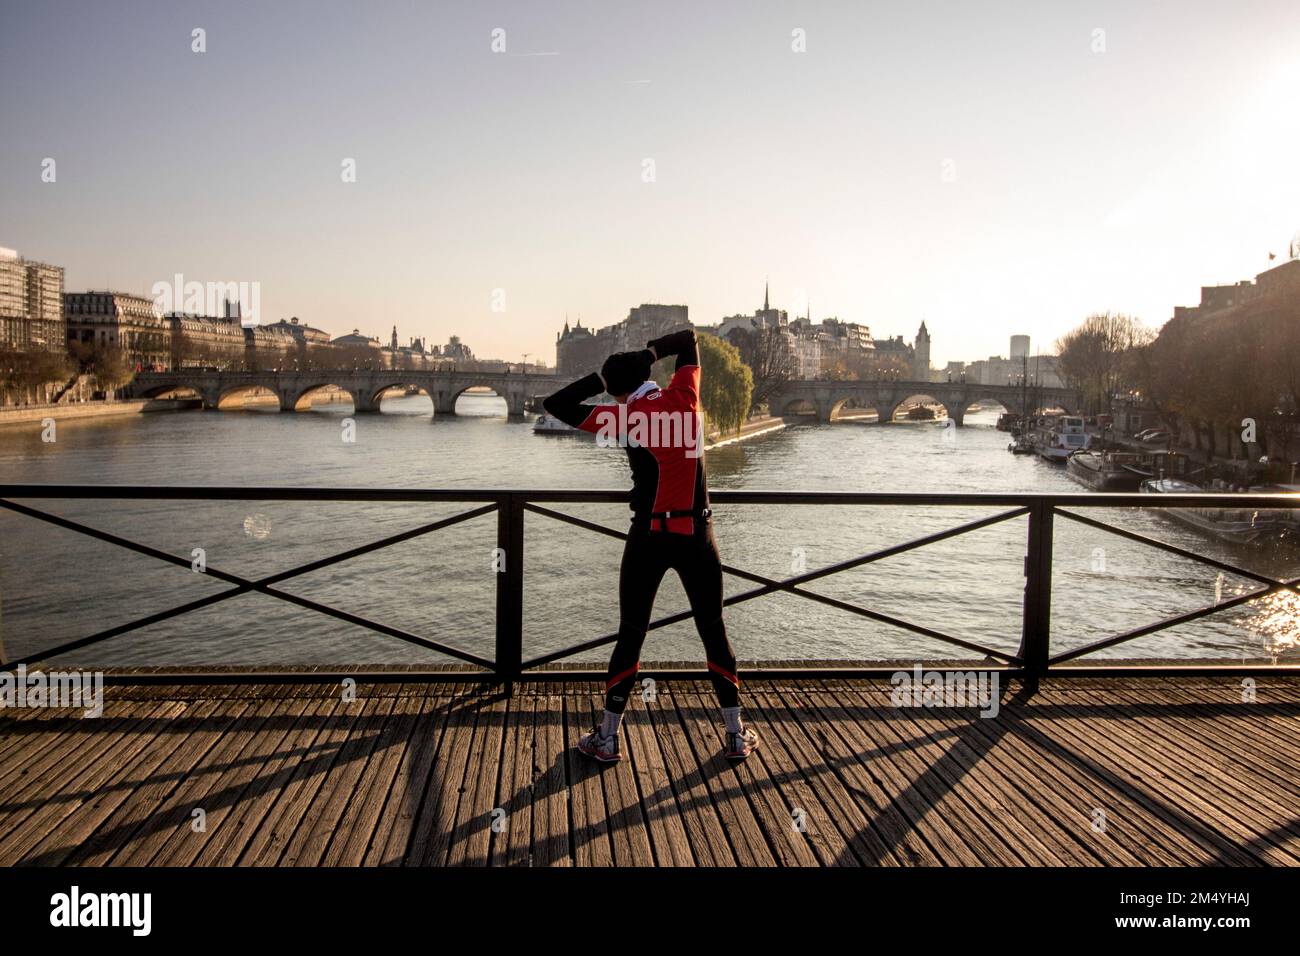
724, 725, 761, 761
577, 726, 622, 763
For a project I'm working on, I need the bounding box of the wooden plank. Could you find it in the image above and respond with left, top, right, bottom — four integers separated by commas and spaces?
323, 686, 430, 866
678, 687, 805, 866
0, 699, 194, 865
405, 685, 482, 866
642, 681, 736, 866
238, 687, 377, 866
784, 681, 978, 865
364, 691, 456, 866
121, 686, 321, 866
562, 686, 614, 867
1047, 686, 1300, 863
620, 693, 696, 867
279, 691, 401, 866
490, 692, 536, 868
51, 695, 251, 866
950, 683, 1215, 866
1016, 693, 1272, 865
592, 690, 656, 866
530, 686, 571, 867
746, 686, 885, 866
0, 700, 183, 850
446, 689, 510, 866
764, 681, 941, 866
186, 688, 335, 867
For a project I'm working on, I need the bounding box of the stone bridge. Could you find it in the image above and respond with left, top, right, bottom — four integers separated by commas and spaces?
129, 369, 560, 416
129, 370, 1078, 425
769, 379, 1078, 426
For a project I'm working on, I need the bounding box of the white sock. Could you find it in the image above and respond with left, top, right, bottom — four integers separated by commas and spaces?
599, 709, 623, 739
722, 706, 743, 734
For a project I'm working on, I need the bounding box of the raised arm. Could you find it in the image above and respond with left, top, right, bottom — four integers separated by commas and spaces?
542, 371, 606, 428
646, 327, 698, 370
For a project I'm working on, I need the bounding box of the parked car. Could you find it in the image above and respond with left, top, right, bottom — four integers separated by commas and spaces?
1141, 430, 1172, 443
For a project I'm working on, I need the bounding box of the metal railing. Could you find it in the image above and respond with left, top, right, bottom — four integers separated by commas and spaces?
1, 485, 1298, 685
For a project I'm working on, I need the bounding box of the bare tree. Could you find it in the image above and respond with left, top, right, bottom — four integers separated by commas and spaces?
728, 326, 795, 413
1055, 312, 1152, 415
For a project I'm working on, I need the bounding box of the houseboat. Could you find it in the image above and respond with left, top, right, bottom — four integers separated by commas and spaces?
1032, 415, 1090, 462
1066, 450, 1145, 491
1140, 478, 1298, 545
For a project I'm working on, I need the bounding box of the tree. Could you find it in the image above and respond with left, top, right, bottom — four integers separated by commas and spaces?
698, 332, 752, 436
0, 347, 75, 404
728, 326, 795, 413
1055, 312, 1153, 415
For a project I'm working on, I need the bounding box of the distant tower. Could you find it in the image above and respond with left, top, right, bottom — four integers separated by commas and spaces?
1010, 335, 1030, 360
764, 280, 770, 311
913, 321, 931, 381
391, 325, 398, 350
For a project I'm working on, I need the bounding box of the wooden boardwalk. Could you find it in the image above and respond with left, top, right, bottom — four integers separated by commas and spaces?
1, 670, 1298, 866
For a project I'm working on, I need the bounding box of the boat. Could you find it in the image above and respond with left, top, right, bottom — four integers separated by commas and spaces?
1140, 478, 1297, 545
1007, 434, 1035, 454
1066, 450, 1146, 491
533, 412, 575, 434
996, 412, 1022, 433
1032, 415, 1090, 462
906, 404, 937, 421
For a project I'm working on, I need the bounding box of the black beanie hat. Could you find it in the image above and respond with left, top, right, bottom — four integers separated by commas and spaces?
601, 350, 652, 397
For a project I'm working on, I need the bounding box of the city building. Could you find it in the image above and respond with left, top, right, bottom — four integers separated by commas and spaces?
64, 291, 170, 371
913, 321, 931, 381
263, 317, 332, 346
555, 304, 688, 376
0, 247, 64, 351
944, 336, 1064, 388
165, 312, 247, 368
442, 334, 474, 363
1172, 257, 1300, 324
331, 329, 383, 349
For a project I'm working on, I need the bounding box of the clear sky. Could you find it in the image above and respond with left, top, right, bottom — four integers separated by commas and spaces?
2, 0, 1297, 367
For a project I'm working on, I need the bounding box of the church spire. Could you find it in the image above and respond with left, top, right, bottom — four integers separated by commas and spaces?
763, 279, 769, 312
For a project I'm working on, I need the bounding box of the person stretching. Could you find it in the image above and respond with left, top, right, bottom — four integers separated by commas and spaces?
542, 327, 760, 763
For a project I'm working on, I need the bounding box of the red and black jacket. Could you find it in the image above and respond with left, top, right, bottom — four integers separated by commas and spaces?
543, 329, 709, 535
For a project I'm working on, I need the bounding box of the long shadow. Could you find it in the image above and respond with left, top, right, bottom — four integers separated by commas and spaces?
6, 678, 1298, 867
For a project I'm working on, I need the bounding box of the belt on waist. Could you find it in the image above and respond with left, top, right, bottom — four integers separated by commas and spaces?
632, 507, 712, 531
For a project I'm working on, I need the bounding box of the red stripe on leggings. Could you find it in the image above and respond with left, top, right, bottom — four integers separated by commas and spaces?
606, 664, 640, 690
707, 661, 740, 687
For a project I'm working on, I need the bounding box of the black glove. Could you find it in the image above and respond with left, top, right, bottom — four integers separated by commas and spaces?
600, 350, 653, 397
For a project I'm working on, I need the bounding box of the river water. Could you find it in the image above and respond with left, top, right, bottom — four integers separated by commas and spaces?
1, 393, 1297, 669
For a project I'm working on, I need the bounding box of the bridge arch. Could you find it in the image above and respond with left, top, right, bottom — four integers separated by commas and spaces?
135, 380, 207, 402
888, 393, 951, 425
362, 382, 440, 415
450, 382, 528, 418
829, 396, 888, 422
956, 393, 1013, 424
283, 382, 364, 413
214, 383, 282, 410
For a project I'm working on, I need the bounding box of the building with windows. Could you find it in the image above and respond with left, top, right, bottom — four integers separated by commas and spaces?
331, 329, 383, 349
64, 291, 170, 371
263, 317, 332, 346
555, 304, 688, 376
0, 247, 65, 351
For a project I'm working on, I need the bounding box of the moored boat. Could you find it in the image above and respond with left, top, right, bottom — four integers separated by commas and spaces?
1032, 415, 1090, 462
1140, 478, 1297, 545
1066, 450, 1146, 491
533, 412, 575, 434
